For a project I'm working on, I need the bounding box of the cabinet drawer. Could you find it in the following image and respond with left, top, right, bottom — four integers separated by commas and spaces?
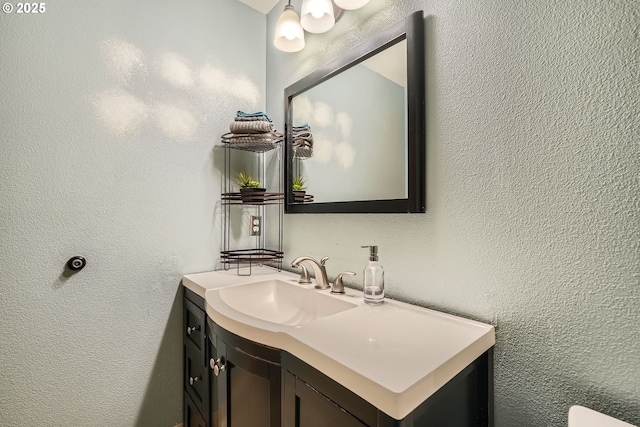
185, 340, 209, 417
184, 297, 205, 353
184, 392, 207, 427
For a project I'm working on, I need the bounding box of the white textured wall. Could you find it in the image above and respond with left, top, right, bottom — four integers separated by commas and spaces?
0, 0, 265, 425
267, 1, 640, 426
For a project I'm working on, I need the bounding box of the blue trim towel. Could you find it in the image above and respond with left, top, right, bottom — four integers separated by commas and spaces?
236, 110, 272, 122
292, 123, 310, 131
230, 111, 275, 133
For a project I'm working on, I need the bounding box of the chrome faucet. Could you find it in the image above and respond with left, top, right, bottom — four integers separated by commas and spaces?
291, 256, 330, 290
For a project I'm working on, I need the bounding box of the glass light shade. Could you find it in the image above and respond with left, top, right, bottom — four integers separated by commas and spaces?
274, 5, 305, 52
333, 0, 369, 10
300, 0, 335, 34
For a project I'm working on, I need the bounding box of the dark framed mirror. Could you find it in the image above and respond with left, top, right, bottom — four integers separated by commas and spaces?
284, 10, 425, 214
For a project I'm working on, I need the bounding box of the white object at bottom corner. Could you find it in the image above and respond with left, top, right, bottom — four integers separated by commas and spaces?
569, 405, 636, 427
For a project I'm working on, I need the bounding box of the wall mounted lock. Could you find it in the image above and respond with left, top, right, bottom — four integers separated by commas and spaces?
66, 256, 86, 271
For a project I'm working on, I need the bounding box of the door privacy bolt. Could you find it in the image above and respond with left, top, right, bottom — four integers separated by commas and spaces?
66, 256, 86, 271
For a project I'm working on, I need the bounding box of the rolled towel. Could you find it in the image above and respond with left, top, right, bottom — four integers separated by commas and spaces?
236, 110, 272, 122
229, 120, 274, 134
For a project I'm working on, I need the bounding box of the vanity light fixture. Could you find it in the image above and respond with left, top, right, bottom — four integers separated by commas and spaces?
333, 0, 369, 10
300, 0, 335, 33
274, 0, 368, 52
274, 2, 305, 52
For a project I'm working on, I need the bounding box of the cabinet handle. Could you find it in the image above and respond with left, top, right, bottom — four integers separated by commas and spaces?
186, 325, 200, 335
189, 376, 200, 386
210, 358, 226, 376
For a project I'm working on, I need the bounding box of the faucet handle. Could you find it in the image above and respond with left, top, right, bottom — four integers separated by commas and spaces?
320, 256, 329, 266
296, 264, 312, 284
331, 271, 356, 294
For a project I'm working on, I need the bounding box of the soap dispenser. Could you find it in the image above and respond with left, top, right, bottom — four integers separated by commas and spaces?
361, 245, 384, 305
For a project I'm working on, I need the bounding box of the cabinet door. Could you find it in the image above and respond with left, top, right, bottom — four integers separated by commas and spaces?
185, 393, 207, 427
283, 371, 367, 427
185, 340, 208, 416
214, 338, 281, 427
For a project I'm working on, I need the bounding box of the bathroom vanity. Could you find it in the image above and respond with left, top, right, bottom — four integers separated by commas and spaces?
181, 268, 495, 427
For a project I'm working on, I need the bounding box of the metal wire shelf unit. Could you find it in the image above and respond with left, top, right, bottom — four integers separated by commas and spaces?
221, 192, 284, 205
221, 133, 283, 152
221, 138, 283, 275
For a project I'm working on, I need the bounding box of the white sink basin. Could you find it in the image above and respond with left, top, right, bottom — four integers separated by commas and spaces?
217, 279, 357, 326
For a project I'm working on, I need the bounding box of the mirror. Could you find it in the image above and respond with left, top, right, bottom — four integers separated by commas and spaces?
285, 11, 425, 213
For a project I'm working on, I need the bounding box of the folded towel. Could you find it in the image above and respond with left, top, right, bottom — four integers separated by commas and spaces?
293, 140, 312, 149
292, 126, 313, 159
235, 116, 270, 122
292, 123, 310, 131
230, 120, 274, 134
292, 143, 313, 159
236, 110, 272, 122
293, 131, 313, 143
221, 131, 283, 145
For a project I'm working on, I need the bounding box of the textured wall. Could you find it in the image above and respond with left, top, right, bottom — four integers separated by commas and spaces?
267, 1, 640, 426
0, 0, 265, 425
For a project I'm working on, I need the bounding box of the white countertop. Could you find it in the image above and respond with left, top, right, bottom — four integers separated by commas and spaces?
182, 267, 495, 420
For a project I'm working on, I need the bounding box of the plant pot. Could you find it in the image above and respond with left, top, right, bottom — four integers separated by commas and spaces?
240, 187, 266, 204
293, 190, 306, 203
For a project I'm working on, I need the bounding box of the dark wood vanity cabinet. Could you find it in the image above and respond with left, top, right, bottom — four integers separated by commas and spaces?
282, 351, 493, 427
183, 288, 210, 427
183, 288, 492, 427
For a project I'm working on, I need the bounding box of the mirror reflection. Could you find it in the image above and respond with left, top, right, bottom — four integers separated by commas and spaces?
292, 41, 408, 204
285, 10, 425, 214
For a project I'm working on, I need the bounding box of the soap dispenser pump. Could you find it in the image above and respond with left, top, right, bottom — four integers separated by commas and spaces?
361, 245, 384, 305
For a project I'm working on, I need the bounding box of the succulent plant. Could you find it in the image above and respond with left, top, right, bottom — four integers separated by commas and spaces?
292, 175, 306, 191
235, 170, 261, 188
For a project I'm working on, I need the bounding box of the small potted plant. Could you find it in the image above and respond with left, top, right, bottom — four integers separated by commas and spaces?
292, 175, 306, 203
235, 170, 265, 203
